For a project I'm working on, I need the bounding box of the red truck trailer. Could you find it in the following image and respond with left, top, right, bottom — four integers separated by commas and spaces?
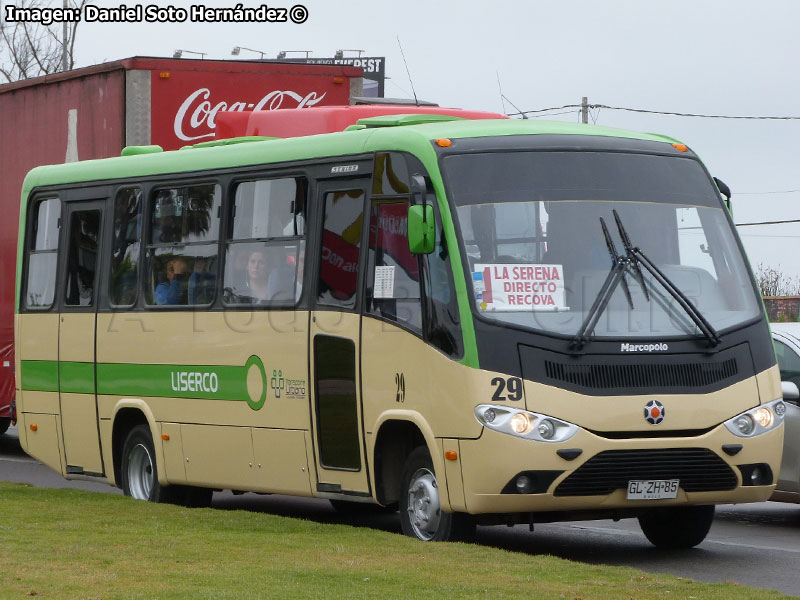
0, 56, 363, 434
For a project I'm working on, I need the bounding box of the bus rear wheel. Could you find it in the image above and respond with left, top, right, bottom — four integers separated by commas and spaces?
121, 424, 179, 503
0, 417, 10, 436
638, 505, 715, 549
399, 446, 474, 542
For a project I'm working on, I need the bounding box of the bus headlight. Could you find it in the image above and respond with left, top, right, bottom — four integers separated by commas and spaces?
474, 405, 579, 443
724, 399, 785, 438
510, 413, 533, 434
753, 407, 774, 428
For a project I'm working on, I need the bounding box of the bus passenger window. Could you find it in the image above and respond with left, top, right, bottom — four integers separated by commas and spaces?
224, 177, 307, 306
144, 184, 221, 306
366, 200, 422, 333
317, 189, 365, 310
110, 188, 142, 307
24, 197, 60, 309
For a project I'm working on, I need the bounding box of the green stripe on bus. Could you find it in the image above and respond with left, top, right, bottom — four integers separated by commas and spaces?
21, 360, 264, 405
59, 361, 95, 394
20, 360, 59, 392
96, 363, 250, 402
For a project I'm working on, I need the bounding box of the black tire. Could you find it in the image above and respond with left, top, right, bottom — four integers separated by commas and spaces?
399, 446, 474, 542
0, 417, 10, 436
638, 505, 715, 549
120, 424, 181, 503
330, 499, 397, 515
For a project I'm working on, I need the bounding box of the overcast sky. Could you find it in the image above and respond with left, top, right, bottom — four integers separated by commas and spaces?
66, 0, 800, 280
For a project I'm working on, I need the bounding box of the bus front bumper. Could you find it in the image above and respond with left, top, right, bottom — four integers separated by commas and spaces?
455, 423, 783, 514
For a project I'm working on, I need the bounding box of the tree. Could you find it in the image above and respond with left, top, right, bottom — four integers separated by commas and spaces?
754, 262, 800, 297
0, 0, 87, 83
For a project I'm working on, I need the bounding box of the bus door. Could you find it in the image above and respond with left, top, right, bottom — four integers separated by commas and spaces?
58, 199, 105, 476
309, 178, 371, 496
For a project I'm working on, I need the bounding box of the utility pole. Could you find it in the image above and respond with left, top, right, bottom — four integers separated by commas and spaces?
581, 96, 589, 124
61, 0, 68, 71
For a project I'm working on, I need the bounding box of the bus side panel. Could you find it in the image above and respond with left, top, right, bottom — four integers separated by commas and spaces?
16, 313, 62, 470
14, 315, 24, 448
361, 318, 483, 440
181, 424, 254, 489
252, 428, 313, 495
159, 422, 186, 483
17, 413, 63, 475
361, 318, 484, 510
59, 312, 102, 474
96, 311, 311, 492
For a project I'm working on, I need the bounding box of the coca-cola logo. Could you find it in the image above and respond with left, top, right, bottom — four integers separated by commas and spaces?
174, 88, 327, 142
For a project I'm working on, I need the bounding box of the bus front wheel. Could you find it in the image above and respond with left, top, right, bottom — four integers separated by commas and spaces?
638, 505, 715, 549
399, 446, 474, 542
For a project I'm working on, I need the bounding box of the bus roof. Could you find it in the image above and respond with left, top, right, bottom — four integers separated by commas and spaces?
214, 105, 508, 139
20, 116, 687, 194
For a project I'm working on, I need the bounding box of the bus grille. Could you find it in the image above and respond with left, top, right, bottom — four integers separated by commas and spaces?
553, 448, 738, 497
544, 358, 738, 391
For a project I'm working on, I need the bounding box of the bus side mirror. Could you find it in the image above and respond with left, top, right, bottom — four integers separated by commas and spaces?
781, 381, 800, 404
713, 177, 732, 212
408, 174, 435, 254
408, 204, 435, 254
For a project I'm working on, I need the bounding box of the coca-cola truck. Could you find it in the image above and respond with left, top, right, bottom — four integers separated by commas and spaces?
0, 56, 364, 434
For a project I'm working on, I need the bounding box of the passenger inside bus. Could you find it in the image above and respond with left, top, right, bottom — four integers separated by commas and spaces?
155, 257, 188, 305
245, 249, 270, 303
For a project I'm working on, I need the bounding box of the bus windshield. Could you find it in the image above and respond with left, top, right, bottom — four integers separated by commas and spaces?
444, 151, 762, 339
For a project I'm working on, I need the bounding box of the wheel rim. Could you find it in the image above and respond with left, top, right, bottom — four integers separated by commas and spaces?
406, 467, 441, 540
128, 443, 154, 500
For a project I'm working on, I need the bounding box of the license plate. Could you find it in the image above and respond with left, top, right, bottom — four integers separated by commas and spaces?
627, 479, 679, 500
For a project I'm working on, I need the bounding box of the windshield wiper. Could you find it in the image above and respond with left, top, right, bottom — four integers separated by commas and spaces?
571, 212, 721, 352
612, 209, 720, 348
571, 217, 634, 351
601, 218, 635, 309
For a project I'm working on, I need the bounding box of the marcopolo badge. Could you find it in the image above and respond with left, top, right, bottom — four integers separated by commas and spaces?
643, 400, 666, 425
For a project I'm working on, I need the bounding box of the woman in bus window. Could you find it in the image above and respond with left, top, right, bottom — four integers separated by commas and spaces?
246, 249, 270, 303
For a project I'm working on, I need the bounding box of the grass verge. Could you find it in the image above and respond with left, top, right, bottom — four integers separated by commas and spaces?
0, 482, 788, 599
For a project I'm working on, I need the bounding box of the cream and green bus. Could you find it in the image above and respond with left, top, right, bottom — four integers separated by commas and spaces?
15, 108, 786, 548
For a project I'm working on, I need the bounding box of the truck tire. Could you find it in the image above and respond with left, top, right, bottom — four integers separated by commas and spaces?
638, 505, 715, 549
399, 446, 474, 542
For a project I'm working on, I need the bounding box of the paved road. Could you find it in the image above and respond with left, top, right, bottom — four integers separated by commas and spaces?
2, 425, 798, 596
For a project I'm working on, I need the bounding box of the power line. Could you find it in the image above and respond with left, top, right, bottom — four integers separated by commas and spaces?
736, 189, 800, 195
526, 110, 579, 119
508, 103, 800, 120
737, 233, 800, 238
735, 219, 800, 227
